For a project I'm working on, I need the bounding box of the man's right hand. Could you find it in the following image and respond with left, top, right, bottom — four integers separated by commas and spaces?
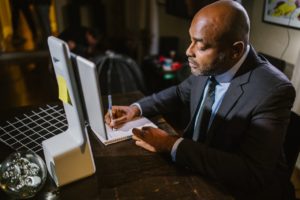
104, 105, 141, 128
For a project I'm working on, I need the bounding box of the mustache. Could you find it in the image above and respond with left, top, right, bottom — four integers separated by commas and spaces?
188, 57, 197, 65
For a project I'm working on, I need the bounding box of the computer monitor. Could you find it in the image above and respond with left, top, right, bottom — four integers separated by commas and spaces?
44, 36, 155, 186
43, 36, 95, 187
73, 54, 107, 140
74, 52, 156, 145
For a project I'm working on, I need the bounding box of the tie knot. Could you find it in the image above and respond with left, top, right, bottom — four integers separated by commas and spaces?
209, 76, 217, 82
208, 76, 218, 88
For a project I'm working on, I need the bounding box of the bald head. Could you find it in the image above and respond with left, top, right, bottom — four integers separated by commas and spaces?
186, 0, 250, 76
192, 0, 250, 47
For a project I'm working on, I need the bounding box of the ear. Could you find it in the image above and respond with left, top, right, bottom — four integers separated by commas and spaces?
231, 41, 245, 60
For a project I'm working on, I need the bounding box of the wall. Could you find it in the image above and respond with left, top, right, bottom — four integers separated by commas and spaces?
158, 4, 190, 56
247, 0, 300, 168
249, 0, 300, 65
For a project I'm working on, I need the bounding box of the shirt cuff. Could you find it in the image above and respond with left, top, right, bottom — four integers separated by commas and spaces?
130, 103, 142, 116
171, 137, 184, 162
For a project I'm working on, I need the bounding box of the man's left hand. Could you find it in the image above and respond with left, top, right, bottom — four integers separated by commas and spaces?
132, 127, 179, 152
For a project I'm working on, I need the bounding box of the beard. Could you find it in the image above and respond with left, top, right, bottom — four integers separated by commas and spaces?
190, 52, 227, 76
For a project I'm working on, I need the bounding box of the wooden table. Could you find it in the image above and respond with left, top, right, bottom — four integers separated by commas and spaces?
0, 92, 234, 200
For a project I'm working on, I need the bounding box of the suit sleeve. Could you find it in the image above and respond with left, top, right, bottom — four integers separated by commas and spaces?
175, 83, 295, 195
137, 75, 195, 117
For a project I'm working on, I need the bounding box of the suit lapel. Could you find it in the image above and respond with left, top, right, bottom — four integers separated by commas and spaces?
205, 47, 259, 144
183, 76, 208, 138
191, 76, 209, 117
205, 78, 244, 144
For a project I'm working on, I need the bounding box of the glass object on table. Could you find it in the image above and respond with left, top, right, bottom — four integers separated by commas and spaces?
0, 151, 47, 199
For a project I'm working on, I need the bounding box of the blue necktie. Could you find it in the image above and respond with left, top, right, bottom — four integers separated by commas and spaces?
193, 76, 217, 141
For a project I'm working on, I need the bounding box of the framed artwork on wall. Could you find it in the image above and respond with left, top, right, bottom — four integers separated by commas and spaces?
263, 0, 300, 29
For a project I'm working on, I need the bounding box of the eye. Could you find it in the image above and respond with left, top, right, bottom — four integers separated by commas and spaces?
197, 42, 208, 51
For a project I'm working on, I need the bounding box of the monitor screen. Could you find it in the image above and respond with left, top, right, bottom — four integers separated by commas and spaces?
73, 54, 108, 141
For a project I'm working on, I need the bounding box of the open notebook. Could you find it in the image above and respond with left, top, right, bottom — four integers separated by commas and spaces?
104, 117, 156, 145
74, 55, 157, 145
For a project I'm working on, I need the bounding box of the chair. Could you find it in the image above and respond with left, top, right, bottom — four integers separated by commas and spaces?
283, 111, 300, 178
258, 52, 286, 72
91, 51, 146, 95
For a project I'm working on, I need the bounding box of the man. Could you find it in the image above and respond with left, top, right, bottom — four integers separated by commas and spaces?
105, 1, 296, 199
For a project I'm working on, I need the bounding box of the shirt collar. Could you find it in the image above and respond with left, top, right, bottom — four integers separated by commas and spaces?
215, 45, 250, 83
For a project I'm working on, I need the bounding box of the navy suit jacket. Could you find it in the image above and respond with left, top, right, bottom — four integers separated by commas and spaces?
138, 47, 296, 199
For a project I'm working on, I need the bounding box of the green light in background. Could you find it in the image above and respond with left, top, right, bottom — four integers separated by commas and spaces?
163, 73, 175, 80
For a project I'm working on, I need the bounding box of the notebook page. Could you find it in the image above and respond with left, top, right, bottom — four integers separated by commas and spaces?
105, 117, 157, 140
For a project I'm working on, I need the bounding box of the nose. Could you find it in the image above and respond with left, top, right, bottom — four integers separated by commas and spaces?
186, 42, 194, 57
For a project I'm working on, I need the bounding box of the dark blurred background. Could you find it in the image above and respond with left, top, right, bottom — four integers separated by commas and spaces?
0, 0, 300, 196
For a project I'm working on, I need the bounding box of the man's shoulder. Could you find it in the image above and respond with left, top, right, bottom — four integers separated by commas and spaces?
243, 62, 295, 100
241, 47, 291, 87
251, 62, 291, 86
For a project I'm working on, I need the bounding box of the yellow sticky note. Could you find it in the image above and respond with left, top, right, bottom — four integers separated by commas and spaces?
57, 75, 72, 105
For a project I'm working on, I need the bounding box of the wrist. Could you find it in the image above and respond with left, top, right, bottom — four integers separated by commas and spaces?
130, 105, 141, 117
164, 135, 180, 152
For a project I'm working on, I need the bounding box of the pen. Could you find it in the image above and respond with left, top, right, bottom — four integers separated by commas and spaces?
108, 95, 115, 130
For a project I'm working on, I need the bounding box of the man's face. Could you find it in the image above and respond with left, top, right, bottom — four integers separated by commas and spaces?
186, 18, 231, 76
